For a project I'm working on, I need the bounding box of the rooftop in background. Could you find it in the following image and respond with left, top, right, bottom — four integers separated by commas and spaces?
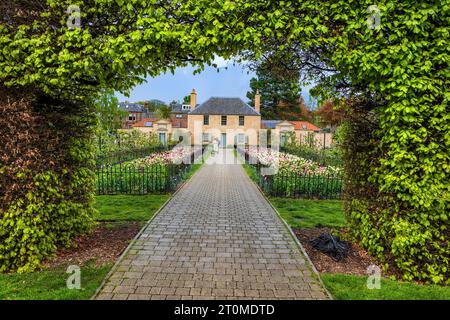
290, 121, 321, 131
190, 97, 260, 116
170, 102, 197, 114
261, 120, 321, 131
132, 118, 159, 127
261, 120, 281, 129
117, 102, 147, 113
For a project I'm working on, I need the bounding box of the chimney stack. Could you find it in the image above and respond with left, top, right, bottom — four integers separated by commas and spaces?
254, 89, 260, 114
190, 89, 197, 112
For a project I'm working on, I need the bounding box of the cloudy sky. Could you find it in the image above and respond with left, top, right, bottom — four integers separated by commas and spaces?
116, 57, 314, 106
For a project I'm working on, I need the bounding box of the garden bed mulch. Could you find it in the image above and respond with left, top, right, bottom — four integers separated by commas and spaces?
294, 227, 376, 275
45, 222, 141, 269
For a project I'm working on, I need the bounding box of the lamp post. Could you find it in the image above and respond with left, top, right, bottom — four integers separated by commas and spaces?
321, 127, 331, 150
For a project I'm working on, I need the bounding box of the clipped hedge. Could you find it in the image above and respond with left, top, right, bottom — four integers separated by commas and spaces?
340, 107, 449, 285
0, 88, 96, 272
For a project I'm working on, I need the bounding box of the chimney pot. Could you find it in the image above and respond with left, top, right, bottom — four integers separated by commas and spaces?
190, 89, 197, 112
254, 89, 261, 114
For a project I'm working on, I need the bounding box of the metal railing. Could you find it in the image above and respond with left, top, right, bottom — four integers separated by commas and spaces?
95, 146, 205, 195
239, 147, 343, 199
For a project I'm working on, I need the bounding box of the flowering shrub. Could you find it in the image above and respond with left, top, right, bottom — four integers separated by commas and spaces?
130, 146, 197, 167
246, 147, 341, 176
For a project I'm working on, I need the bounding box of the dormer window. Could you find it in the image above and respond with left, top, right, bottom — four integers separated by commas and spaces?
182, 104, 190, 111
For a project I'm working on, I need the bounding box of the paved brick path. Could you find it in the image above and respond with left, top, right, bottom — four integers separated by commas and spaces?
95, 149, 329, 300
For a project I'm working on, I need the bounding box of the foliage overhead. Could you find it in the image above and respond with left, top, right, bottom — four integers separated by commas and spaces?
242, 0, 449, 284
0, 1, 448, 283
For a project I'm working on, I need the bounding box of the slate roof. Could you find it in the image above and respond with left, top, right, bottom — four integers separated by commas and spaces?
190, 97, 260, 116
170, 102, 197, 113
261, 120, 281, 129
118, 102, 147, 113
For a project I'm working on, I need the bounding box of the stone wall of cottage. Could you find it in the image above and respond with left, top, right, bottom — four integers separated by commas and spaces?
188, 114, 261, 146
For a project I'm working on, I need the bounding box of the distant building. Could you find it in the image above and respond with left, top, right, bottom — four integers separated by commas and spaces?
125, 89, 333, 148
118, 102, 155, 129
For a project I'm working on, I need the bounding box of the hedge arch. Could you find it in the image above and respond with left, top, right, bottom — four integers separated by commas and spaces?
1, 1, 448, 282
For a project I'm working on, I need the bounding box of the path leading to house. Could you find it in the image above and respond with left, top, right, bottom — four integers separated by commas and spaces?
95, 149, 329, 300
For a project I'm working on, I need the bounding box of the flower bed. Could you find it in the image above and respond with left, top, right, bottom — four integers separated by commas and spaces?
96, 146, 202, 194
246, 147, 342, 176
243, 147, 343, 199
130, 146, 196, 166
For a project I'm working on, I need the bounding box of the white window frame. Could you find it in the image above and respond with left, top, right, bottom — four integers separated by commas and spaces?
237, 133, 246, 144
202, 133, 211, 143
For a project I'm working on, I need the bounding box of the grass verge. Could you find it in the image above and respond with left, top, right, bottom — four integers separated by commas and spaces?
0, 263, 110, 300
94, 194, 171, 222
269, 197, 345, 229
238, 157, 449, 300
0, 151, 206, 300
0, 193, 171, 300
321, 274, 450, 300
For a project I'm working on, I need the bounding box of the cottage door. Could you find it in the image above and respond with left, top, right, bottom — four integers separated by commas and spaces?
159, 132, 166, 145
220, 133, 227, 148
280, 133, 286, 146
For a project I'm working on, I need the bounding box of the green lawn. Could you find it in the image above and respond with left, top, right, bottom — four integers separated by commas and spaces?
0, 264, 110, 300
242, 160, 260, 183
270, 197, 345, 229
94, 194, 171, 221
0, 194, 172, 300
240, 157, 450, 300
0, 154, 207, 300
322, 274, 450, 300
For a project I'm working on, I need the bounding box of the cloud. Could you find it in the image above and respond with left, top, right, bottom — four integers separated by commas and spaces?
212, 55, 231, 69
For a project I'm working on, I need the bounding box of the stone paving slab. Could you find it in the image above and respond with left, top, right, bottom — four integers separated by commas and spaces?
95, 149, 329, 300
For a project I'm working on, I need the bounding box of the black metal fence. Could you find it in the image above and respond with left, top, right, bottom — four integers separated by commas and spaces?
238, 148, 343, 199
95, 145, 167, 166
96, 147, 205, 195
96, 163, 190, 195
258, 170, 343, 199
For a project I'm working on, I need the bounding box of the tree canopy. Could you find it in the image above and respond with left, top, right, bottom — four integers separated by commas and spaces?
246, 65, 304, 120
95, 89, 125, 135
1, 0, 448, 282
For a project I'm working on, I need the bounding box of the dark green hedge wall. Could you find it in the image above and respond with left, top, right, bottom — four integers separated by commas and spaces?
0, 87, 96, 272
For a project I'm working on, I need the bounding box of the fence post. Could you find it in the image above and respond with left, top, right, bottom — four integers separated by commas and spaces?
165, 164, 170, 192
